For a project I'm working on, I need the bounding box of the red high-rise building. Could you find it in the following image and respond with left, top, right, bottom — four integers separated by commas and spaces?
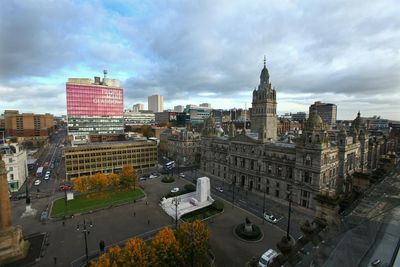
66, 71, 124, 138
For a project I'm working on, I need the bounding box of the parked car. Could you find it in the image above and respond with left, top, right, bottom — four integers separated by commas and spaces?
34, 179, 41, 186
149, 174, 158, 179
179, 173, 185, 178
44, 171, 50, 180
171, 187, 179, 193
11, 193, 27, 200
139, 176, 147, 181
258, 249, 278, 267
215, 186, 224, 193
58, 185, 72, 191
263, 213, 278, 224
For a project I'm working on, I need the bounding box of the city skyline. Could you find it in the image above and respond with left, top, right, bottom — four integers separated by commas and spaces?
0, 1, 399, 120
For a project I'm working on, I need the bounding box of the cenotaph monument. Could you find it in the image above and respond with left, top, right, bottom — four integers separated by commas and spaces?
0, 154, 29, 264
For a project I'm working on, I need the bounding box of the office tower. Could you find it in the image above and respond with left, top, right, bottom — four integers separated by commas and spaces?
174, 105, 184, 112
66, 70, 124, 137
309, 101, 337, 128
132, 104, 144, 112
148, 95, 164, 113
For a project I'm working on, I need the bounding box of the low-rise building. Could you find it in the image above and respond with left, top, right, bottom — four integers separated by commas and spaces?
0, 143, 28, 192
124, 111, 155, 126
64, 140, 158, 179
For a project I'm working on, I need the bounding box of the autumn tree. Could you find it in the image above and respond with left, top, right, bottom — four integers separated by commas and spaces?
91, 245, 124, 267
73, 176, 90, 193
120, 165, 138, 190
107, 173, 120, 188
122, 238, 152, 267
176, 220, 210, 267
89, 173, 108, 192
150, 227, 183, 267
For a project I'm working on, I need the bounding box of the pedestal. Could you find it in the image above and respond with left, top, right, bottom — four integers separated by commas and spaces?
0, 226, 29, 265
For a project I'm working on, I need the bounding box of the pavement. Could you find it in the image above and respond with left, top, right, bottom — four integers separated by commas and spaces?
10, 172, 289, 266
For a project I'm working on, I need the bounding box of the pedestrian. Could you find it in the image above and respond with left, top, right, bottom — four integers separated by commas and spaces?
133, 211, 136, 217
62, 221, 65, 226
147, 219, 150, 225
54, 257, 57, 265
146, 200, 148, 205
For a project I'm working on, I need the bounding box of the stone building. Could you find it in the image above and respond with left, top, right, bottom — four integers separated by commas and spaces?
160, 129, 201, 166
200, 62, 372, 210
0, 143, 28, 192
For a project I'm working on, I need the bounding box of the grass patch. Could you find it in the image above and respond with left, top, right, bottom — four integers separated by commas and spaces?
51, 189, 144, 218
181, 204, 223, 222
235, 223, 262, 241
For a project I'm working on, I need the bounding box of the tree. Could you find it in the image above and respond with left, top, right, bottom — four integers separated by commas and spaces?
120, 165, 138, 190
150, 227, 183, 267
73, 176, 90, 193
123, 238, 152, 267
107, 173, 119, 188
140, 125, 154, 138
90, 245, 124, 267
176, 220, 210, 267
90, 173, 108, 192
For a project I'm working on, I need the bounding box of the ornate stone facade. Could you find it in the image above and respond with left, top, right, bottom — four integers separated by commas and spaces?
250, 57, 277, 141
160, 129, 201, 166
200, 62, 373, 210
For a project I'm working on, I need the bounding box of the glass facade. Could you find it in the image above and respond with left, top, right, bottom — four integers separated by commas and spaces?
66, 81, 124, 135
66, 83, 123, 116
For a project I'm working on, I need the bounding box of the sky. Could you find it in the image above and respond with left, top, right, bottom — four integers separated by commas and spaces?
0, 0, 399, 120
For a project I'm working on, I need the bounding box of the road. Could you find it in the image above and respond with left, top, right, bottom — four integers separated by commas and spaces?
171, 164, 313, 239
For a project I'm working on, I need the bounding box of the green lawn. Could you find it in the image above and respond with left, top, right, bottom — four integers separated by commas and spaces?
50, 189, 145, 218
181, 205, 223, 222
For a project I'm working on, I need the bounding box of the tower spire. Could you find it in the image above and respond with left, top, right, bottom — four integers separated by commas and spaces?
263, 55, 266, 68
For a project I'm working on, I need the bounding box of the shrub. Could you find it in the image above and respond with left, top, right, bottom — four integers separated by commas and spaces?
161, 176, 175, 183
184, 184, 196, 192
235, 223, 262, 241
212, 199, 224, 211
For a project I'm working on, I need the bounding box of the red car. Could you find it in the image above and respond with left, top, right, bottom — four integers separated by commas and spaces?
43, 162, 50, 168
58, 185, 72, 191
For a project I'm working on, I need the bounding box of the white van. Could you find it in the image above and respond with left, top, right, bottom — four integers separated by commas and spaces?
259, 249, 278, 267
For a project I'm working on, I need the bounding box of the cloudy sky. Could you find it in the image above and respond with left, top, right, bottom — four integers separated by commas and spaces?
0, 0, 399, 120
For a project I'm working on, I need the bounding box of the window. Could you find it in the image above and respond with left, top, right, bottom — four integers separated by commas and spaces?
304, 172, 312, 183
9, 167, 13, 171
275, 190, 280, 198
8, 158, 12, 163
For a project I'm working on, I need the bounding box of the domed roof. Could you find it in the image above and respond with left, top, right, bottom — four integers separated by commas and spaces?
305, 111, 326, 131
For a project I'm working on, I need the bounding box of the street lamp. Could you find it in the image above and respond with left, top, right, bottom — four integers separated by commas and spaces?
286, 187, 293, 240
76, 219, 93, 265
172, 196, 181, 229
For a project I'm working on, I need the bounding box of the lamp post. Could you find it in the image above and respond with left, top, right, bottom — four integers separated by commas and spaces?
172, 196, 181, 229
232, 176, 235, 208
262, 181, 266, 224
76, 219, 93, 265
286, 188, 292, 240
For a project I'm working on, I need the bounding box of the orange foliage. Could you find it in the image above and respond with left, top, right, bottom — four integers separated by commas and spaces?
90, 172, 108, 191
120, 165, 138, 189
73, 176, 89, 193
123, 238, 152, 267
176, 220, 210, 267
150, 227, 183, 267
107, 173, 119, 188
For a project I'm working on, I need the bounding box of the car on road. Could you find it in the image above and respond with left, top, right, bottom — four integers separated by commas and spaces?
215, 186, 224, 193
43, 162, 50, 168
149, 174, 158, 179
263, 213, 278, 224
11, 193, 27, 200
258, 249, 278, 267
34, 179, 41, 186
179, 173, 185, 178
171, 187, 179, 193
44, 171, 50, 180
58, 185, 72, 191
139, 176, 147, 181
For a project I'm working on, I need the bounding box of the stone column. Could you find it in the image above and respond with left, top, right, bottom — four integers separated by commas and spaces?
0, 158, 12, 229
0, 155, 29, 265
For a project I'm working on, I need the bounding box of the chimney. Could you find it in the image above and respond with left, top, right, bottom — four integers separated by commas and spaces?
94, 76, 101, 85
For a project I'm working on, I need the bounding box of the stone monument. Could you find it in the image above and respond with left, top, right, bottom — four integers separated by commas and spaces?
0, 155, 29, 265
